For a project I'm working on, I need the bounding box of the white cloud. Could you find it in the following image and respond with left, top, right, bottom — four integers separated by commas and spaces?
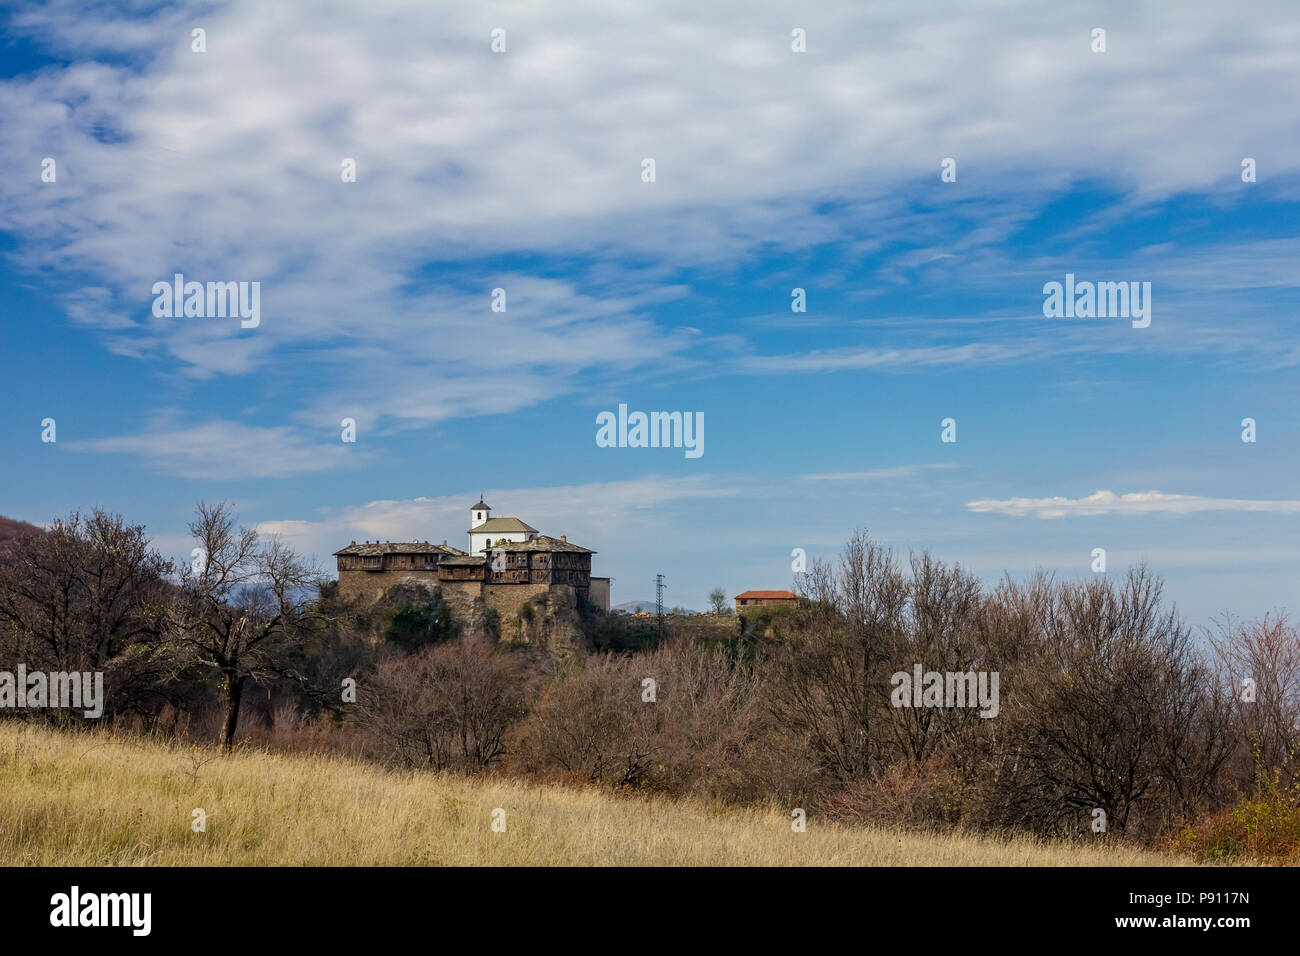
738, 342, 1050, 373
6, 0, 1300, 476
4, 1, 1299, 362
69, 419, 359, 479
253, 462, 963, 562
967, 489, 1300, 519
253, 475, 745, 559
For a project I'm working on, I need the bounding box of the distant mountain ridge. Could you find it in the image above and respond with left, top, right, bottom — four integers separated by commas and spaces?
612, 600, 655, 613
612, 600, 700, 614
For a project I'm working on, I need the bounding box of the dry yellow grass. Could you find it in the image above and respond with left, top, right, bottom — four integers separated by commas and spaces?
0, 722, 1188, 866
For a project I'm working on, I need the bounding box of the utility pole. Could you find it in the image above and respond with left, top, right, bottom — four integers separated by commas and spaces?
654, 573, 667, 641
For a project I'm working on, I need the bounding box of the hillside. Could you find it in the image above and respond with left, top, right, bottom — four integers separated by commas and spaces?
0, 723, 1186, 866
0, 515, 42, 546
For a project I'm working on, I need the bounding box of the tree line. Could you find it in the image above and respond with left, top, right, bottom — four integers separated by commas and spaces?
2, 508, 1296, 855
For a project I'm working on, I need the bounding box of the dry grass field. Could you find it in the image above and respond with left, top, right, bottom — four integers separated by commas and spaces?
0, 722, 1189, 866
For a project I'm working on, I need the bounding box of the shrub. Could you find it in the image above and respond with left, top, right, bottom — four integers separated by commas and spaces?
579, 601, 660, 653
1174, 766, 1300, 863
507, 637, 763, 796
381, 585, 458, 652
820, 755, 975, 830
356, 634, 524, 771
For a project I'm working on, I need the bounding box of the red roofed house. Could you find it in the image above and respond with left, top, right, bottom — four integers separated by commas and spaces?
734, 589, 800, 610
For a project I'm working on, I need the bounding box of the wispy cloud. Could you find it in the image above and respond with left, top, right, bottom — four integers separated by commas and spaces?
967, 489, 1300, 519
738, 340, 1066, 373
69, 420, 359, 480
4, 0, 1300, 420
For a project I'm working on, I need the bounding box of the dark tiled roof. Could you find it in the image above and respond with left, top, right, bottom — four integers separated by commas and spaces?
472, 500, 490, 511
333, 541, 467, 557
438, 554, 489, 566
496, 534, 594, 554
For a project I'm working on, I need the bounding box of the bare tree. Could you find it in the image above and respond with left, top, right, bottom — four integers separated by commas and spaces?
0, 509, 173, 718
999, 566, 1222, 835
882, 550, 986, 764
168, 501, 321, 750
1209, 613, 1300, 789
771, 531, 906, 782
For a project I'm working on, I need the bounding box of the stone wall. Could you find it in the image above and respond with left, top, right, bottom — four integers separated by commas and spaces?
337, 568, 441, 605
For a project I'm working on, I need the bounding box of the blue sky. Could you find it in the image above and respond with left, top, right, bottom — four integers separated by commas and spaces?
1, 1, 1298, 622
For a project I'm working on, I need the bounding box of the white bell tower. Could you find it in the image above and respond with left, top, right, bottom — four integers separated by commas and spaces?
471, 496, 490, 530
